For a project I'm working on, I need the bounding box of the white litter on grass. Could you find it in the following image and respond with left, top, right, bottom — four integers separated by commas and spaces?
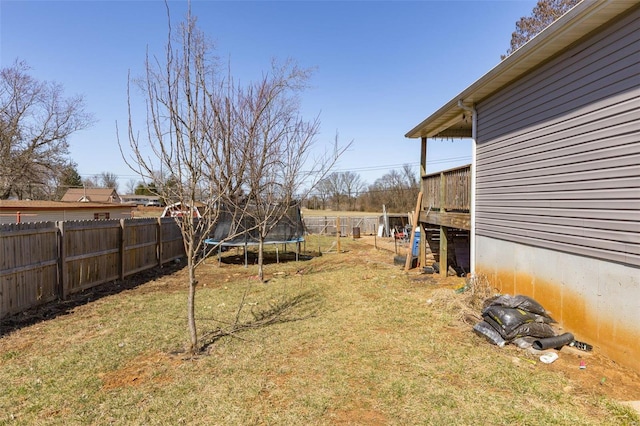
540, 352, 559, 364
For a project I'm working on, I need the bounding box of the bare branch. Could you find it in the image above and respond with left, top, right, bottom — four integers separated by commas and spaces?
0, 60, 94, 199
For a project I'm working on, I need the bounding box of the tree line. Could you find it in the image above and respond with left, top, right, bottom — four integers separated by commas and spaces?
305, 164, 420, 213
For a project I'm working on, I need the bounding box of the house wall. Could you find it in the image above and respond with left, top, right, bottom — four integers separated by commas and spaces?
476, 236, 640, 373
472, 6, 640, 371
474, 5, 639, 267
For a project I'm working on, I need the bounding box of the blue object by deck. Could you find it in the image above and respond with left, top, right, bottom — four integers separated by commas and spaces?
412, 229, 420, 256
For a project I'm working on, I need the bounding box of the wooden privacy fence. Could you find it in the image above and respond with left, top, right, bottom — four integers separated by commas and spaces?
1, 218, 185, 319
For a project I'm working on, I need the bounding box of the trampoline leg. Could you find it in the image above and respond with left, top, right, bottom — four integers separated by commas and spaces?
276, 246, 279, 263
244, 243, 248, 268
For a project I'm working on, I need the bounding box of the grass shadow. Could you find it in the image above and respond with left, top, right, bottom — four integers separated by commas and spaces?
199, 290, 324, 352
218, 250, 315, 266
0, 260, 186, 336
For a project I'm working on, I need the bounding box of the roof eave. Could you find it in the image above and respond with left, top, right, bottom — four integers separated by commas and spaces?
405, 0, 635, 139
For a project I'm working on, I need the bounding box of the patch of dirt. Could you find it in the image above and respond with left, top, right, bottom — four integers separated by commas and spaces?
100, 351, 179, 390
443, 322, 640, 403
357, 235, 411, 257
539, 345, 640, 402
329, 405, 388, 425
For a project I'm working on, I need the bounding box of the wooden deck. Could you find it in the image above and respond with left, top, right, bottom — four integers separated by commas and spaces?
419, 164, 471, 230
414, 164, 471, 276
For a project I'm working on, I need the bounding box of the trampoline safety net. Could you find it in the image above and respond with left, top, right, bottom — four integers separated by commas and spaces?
206, 202, 305, 247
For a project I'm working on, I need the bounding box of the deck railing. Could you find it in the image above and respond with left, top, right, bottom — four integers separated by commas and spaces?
421, 164, 471, 212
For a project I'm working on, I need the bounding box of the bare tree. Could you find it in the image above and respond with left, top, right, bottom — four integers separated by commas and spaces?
502, 0, 580, 59
241, 67, 348, 281
341, 171, 365, 210
83, 176, 99, 188
119, 7, 246, 354
317, 170, 363, 211
361, 164, 419, 212
0, 60, 94, 199
324, 172, 344, 210
314, 177, 333, 210
99, 172, 119, 190
125, 179, 138, 195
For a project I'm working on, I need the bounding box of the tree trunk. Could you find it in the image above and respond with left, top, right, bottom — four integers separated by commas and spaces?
187, 253, 198, 353
258, 236, 265, 282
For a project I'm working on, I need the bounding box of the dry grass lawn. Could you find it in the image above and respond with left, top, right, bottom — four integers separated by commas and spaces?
1, 236, 639, 425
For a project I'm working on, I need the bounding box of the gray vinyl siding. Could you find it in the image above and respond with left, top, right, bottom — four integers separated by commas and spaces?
474, 5, 640, 267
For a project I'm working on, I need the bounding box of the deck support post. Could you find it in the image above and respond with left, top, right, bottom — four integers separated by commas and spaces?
439, 170, 448, 277
439, 226, 448, 277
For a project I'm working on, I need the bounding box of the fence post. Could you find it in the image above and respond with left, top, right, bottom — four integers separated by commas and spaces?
119, 219, 126, 280
336, 216, 341, 253
56, 221, 68, 300
157, 217, 163, 267
405, 191, 423, 271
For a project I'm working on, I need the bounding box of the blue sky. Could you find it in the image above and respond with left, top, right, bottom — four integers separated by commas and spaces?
1, 0, 537, 192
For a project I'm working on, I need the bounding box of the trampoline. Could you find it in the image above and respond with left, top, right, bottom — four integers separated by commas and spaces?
203, 202, 305, 266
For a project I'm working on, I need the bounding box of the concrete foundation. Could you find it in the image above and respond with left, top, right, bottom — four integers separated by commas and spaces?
475, 235, 640, 373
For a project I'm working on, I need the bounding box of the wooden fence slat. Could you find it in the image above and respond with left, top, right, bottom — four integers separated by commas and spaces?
0, 259, 59, 277
64, 248, 121, 263
1, 222, 59, 317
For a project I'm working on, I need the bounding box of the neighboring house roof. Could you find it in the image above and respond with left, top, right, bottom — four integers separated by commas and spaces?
0, 200, 132, 211
0, 200, 134, 223
61, 188, 122, 203
121, 194, 160, 201
405, 0, 637, 139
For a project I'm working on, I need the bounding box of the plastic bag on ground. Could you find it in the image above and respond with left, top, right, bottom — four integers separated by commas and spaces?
511, 336, 536, 349
473, 321, 506, 347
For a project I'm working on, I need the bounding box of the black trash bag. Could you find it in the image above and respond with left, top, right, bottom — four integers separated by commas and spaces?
483, 315, 556, 340
504, 322, 556, 341
482, 306, 551, 337
483, 294, 554, 321
473, 321, 506, 347
483, 315, 509, 338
